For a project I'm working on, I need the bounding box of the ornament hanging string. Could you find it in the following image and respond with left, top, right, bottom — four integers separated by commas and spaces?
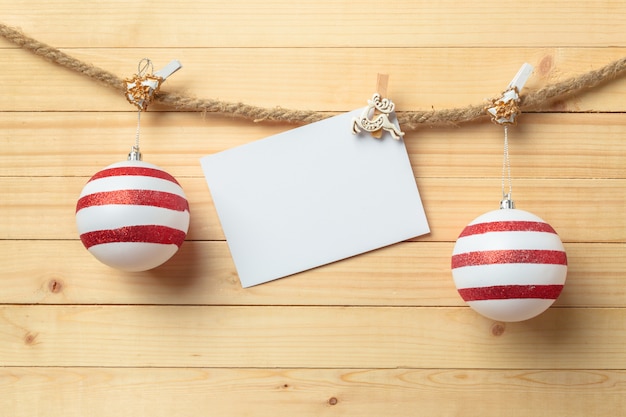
3, 23, 626, 130
502, 125, 512, 202
134, 59, 151, 157
133, 110, 141, 157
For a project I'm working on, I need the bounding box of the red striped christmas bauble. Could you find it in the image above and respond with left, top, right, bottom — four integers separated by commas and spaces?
451, 208, 567, 322
75, 160, 190, 271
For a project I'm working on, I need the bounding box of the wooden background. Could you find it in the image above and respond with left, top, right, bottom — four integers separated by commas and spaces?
1, 1, 625, 416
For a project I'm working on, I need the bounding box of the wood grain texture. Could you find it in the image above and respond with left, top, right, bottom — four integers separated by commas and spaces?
2, 48, 626, 111
1, 1, 625, 48
1, 305, 625, 369
1, 1, 624, 416
1, 368, 625, 417
1, 176, 624, 242
1, 112, 625, 179
1, 240, 623, 307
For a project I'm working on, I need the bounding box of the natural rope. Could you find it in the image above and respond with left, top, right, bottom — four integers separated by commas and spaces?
3, 22, 626, 130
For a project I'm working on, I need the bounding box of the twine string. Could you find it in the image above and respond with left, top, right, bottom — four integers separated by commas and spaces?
3, 23, 626, 129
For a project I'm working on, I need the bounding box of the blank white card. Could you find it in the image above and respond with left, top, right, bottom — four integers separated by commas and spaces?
200, 109, 430, 287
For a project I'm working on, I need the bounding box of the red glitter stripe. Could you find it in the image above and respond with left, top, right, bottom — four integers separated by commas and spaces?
459, 221, 557, 237
76, 190, 189, 212
89, 167, 180, 185
451, 249, 567, 269
80, 225, 186, 248
458, 284, 564, 301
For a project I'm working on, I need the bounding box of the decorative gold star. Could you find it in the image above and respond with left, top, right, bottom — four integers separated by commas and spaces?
493, 98, 520, 121
486, 86, 522, 125
124, 74, 163, 111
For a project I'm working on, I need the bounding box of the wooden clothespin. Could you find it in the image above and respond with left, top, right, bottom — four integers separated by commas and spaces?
376, 73, 389, 99
371, 74, 389, 138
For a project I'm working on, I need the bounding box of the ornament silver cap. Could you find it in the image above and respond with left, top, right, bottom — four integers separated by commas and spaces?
128, 145, 142, 161
500, 193, 515, 209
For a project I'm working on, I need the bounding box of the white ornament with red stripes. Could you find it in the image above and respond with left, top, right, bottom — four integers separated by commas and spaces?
451, 208, 567, 322
75, 160, 190, 271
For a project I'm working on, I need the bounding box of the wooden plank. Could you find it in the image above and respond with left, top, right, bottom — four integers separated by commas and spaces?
1, 112, 625, 179
419, 178, 626, 244
0, 305, 624, 369
1, 1, 625, 48
1, 176, 623, 243
411, 113, 626, 180
0, 112, 286, 178
1, 367, 624, 417
2, 47, 626, 111
0, 240, 623, 308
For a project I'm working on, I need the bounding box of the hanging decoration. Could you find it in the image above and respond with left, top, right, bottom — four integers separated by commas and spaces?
451, 64, 568, 322
351, 73, 404, 139
75, 59, 191, 271
351, 92, 404, 139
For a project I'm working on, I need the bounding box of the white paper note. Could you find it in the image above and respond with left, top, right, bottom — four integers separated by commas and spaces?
201, 109, 430, 287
